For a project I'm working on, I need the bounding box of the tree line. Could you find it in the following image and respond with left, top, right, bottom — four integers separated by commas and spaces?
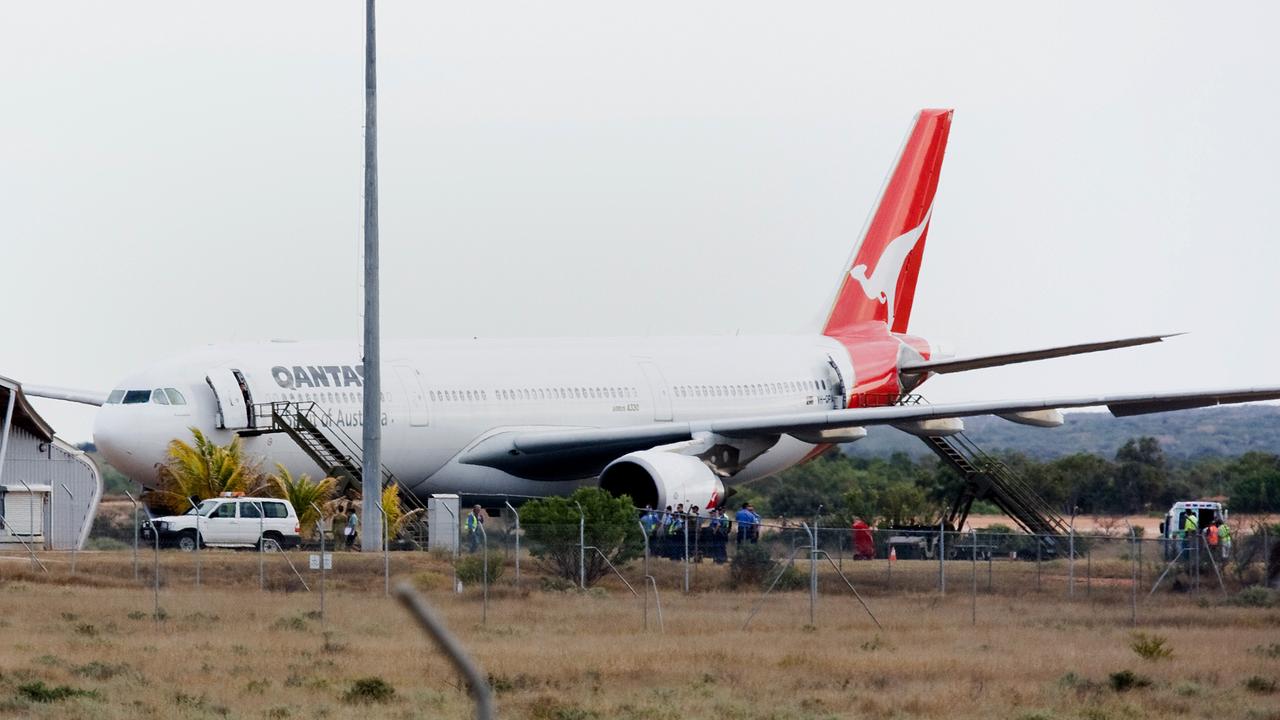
734, 436, 1280, 525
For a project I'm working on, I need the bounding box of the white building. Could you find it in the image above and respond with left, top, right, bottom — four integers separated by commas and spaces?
0, 376, 101, 550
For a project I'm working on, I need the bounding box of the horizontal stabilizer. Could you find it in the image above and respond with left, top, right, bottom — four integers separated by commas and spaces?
899, 334, 1178, 375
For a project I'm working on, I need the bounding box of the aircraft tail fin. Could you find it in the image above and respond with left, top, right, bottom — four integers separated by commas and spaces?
823, 109, 953, 335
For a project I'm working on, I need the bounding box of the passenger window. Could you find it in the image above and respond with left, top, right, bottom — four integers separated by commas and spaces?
212, 503, 237, 519
429, 391, 436, 401
264, 502, 288, 519
123, 390, 151, 404
241, 502, 261, 519
152, 389, 170, 405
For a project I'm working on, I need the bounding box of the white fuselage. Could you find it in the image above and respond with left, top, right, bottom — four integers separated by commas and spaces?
94, 336, 861, 500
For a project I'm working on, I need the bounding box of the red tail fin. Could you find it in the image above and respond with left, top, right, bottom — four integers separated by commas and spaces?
823, 109, 953, 335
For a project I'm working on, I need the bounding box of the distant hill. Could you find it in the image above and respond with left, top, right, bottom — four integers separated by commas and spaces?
843, 405, 1280, 461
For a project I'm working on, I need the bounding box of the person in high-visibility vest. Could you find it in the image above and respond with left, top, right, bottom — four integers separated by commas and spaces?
1183, 511, 1199, 553
1218, 519, 1232, 560
465, 505, 485, 553
1206, 520, 1219, 553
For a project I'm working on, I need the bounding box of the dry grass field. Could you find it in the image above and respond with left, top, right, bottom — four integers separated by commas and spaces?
0, 550, 1277, 719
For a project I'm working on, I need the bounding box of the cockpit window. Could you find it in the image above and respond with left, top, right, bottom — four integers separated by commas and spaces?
152, 389, 170, 405
165, 388, 187, 405
123, 390, 152, 404
106, 390, 125, 404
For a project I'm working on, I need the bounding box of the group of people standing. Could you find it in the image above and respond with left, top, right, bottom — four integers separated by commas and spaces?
1181, 511, 1232, 559
639, 502, 762, 563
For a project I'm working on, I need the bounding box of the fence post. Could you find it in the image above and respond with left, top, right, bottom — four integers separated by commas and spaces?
1265, 525, 1271, 589
504, 500, 520, 589
311, 503, 326, 631
377, 503, 390, 597
1128, 524, 1138, 626
803, 523, 817, 626
187, 498, 202, 589
1087, 547, 1092, 599
683, 518, 690, 594
1068, 522, 1076, 599
574, 501, 585, 590
257, 499, 265, 592
62, 485, 78, 576
479, 522, 488, 625
970, 528, 977, 626
938, 519, 946, 595
1036, 535, 1042, 591
124, 491, 140, 582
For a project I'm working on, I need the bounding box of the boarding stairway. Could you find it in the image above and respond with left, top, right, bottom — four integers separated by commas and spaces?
244, 401, 428, 545
858, 393, 1070, 552
923, 432, 1070, 549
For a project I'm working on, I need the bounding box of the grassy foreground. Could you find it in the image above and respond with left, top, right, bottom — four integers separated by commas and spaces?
0, 551, 1277, 719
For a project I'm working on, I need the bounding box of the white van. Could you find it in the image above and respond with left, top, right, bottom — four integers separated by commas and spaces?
1158, 500, 1227, 560
143, 495, 302, 551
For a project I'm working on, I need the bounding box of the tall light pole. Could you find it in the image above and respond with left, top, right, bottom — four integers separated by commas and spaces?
360, 0, 384, 552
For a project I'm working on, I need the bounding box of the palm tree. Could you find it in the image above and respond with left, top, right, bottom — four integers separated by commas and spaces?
381, 484, 424, 545
153, 428, 262, 512
268, 465, 336, 537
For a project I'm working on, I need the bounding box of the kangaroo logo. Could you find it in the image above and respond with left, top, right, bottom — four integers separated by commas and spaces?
849, 207, 932, 328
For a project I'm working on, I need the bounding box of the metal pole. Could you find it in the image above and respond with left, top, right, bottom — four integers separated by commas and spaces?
258, 500, 265, 591
971, 528, 977, 626
312, 503, 326, 629
683, 518, 690, 594
938, 519, 945, 595
359, 0, 385, 554
124, 491, 140, 581
804, 522, 817, 626
154, 512, 160, 623
187, 498, 202, 588
1036, 535, 1042, 591
479, 522, 488, 625
19, 478, 36, 555
574, 500, 585, 590
1087, 547, 1093, 598
393, 583, 494, 720
377, 503, 389, 597
62, 485, 77, 576
504, 500, 520, 589
1127, 523, 1137, 626
1068, 521, 1076, 599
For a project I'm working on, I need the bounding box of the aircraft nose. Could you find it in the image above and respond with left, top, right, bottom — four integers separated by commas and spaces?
93, 406, 164, 486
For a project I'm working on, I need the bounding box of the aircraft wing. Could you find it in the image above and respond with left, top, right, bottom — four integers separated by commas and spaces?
460, 386, 1280, 477
21, 385, 109, 407
899, 334, 1178, 375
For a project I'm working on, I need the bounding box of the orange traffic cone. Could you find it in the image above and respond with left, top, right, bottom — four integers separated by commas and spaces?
889, 547, 897, 563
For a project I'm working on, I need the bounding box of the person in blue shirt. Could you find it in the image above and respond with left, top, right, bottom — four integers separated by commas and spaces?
640, 505, 658, 537
735, 503, 755, 546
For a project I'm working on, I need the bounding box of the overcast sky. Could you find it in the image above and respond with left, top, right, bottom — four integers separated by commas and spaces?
3, 1, 1278, 443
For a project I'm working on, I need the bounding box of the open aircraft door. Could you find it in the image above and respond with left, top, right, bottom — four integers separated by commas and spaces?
206, 367, 253, 430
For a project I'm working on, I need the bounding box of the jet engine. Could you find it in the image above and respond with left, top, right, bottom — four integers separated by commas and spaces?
599, 450, 726, 511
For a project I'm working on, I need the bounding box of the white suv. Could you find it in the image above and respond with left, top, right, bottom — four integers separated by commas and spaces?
143, 495, 302, 552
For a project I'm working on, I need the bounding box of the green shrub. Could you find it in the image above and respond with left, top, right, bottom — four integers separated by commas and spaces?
520, 488, 642, 586
455, 554, 504, 585
1231, 587, 1278, 607
18, 681, 98, 703
342, 677, 395, 704
1243, 676, 1277, 694
1107, 670, 1152, 692
72, 661, 130, 681
1250, 643, 1280, 658
729, 543, 776, 588
1130, 632, 1173, 661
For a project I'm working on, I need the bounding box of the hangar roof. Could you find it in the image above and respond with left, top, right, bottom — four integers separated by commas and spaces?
0, 376, 56, 443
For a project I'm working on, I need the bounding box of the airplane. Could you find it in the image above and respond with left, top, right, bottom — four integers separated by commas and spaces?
19, 109, 1280, 512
